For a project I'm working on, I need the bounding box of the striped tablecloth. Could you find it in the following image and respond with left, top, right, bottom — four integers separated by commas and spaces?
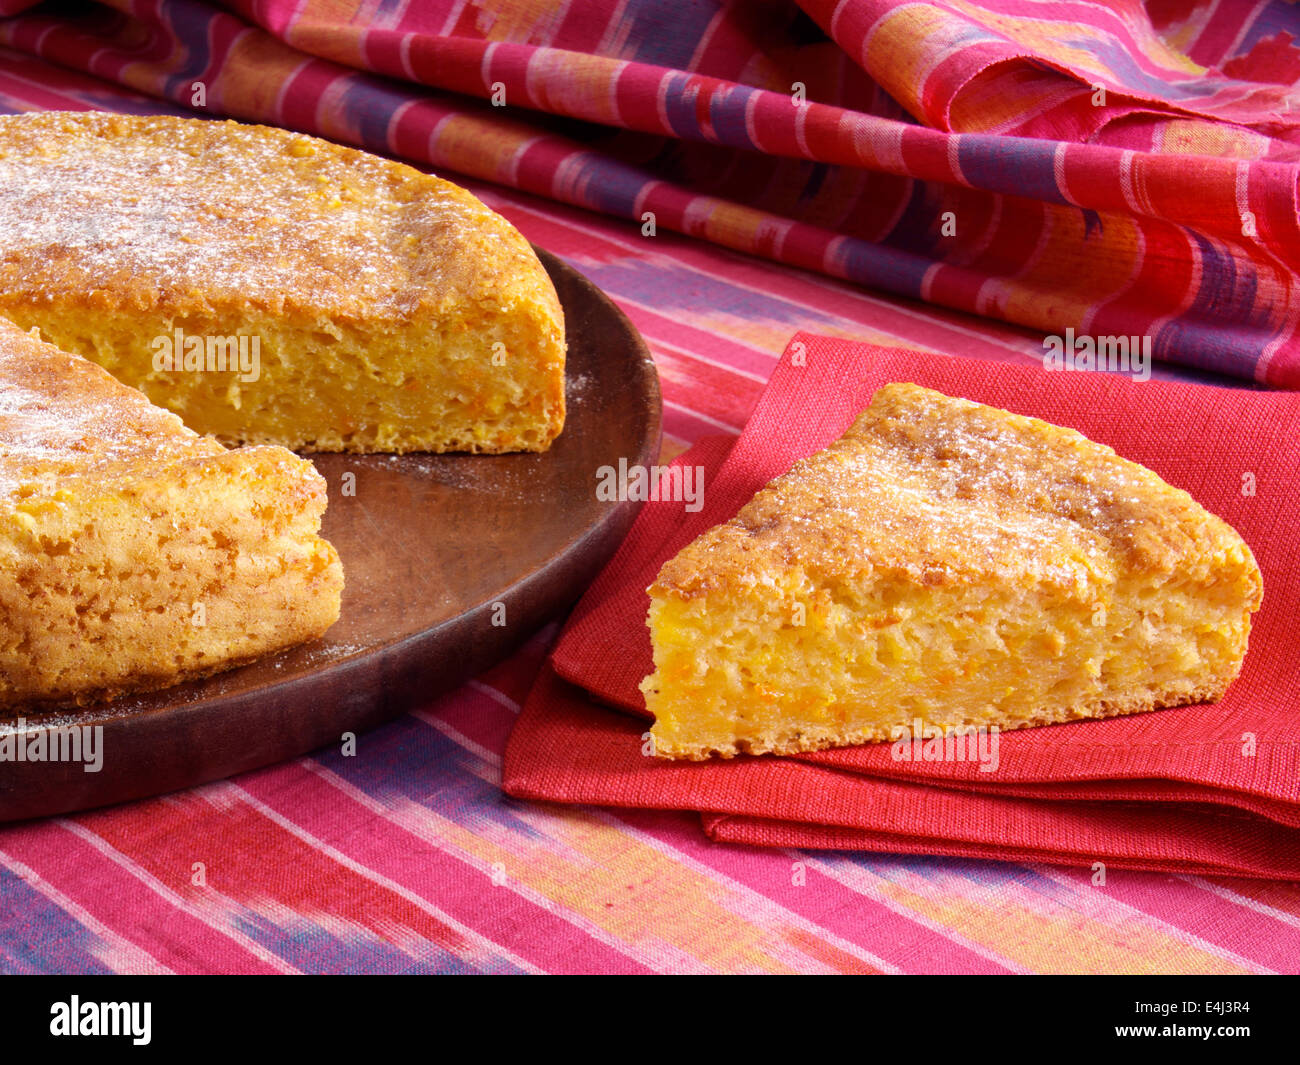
1, 26, 1299, 975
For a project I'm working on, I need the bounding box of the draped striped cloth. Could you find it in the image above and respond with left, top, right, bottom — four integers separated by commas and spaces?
0, 0, 1298, 385
3, 3, 1300, 974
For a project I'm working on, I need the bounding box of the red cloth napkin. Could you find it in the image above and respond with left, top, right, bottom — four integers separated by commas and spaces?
508, 661, 1300, 877
503, 334, 1300, 876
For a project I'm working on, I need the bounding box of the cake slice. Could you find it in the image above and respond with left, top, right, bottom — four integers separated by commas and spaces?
0, 319, 343, 711
0, 111, 564, 453
641, 383, 1263, 759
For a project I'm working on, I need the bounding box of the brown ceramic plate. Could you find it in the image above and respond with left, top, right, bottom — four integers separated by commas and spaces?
0, 248, 661, 822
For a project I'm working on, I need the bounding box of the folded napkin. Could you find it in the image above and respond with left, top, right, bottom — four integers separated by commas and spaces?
504, 334, 1300, 876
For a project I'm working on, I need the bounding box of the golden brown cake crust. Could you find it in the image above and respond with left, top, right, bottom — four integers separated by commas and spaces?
0, 110, 556, 324
653, 383, 1263, 603
0, 317, 226, 496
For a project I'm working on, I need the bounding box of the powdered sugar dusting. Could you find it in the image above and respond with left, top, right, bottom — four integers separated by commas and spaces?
663, 383, 1196, 597
0, 320, 216, 500
0, 112, 500, 317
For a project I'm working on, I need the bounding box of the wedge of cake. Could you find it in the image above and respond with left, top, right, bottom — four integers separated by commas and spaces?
0, 111, 565, 453
0, 319, 343, 711
641, 383, 1263, 759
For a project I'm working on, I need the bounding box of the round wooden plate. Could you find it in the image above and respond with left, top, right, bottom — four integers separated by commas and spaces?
0, 249, 661, 823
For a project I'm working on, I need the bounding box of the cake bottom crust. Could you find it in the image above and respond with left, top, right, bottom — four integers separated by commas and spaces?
651, 676, 1237, 761
0, 647, 313, 716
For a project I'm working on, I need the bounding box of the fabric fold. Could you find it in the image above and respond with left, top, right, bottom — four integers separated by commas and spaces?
1, 1, 1299, 383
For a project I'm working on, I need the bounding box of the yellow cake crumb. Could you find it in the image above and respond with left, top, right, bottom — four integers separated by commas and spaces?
641, 383, 1263, 759
0, 111, 566, 454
